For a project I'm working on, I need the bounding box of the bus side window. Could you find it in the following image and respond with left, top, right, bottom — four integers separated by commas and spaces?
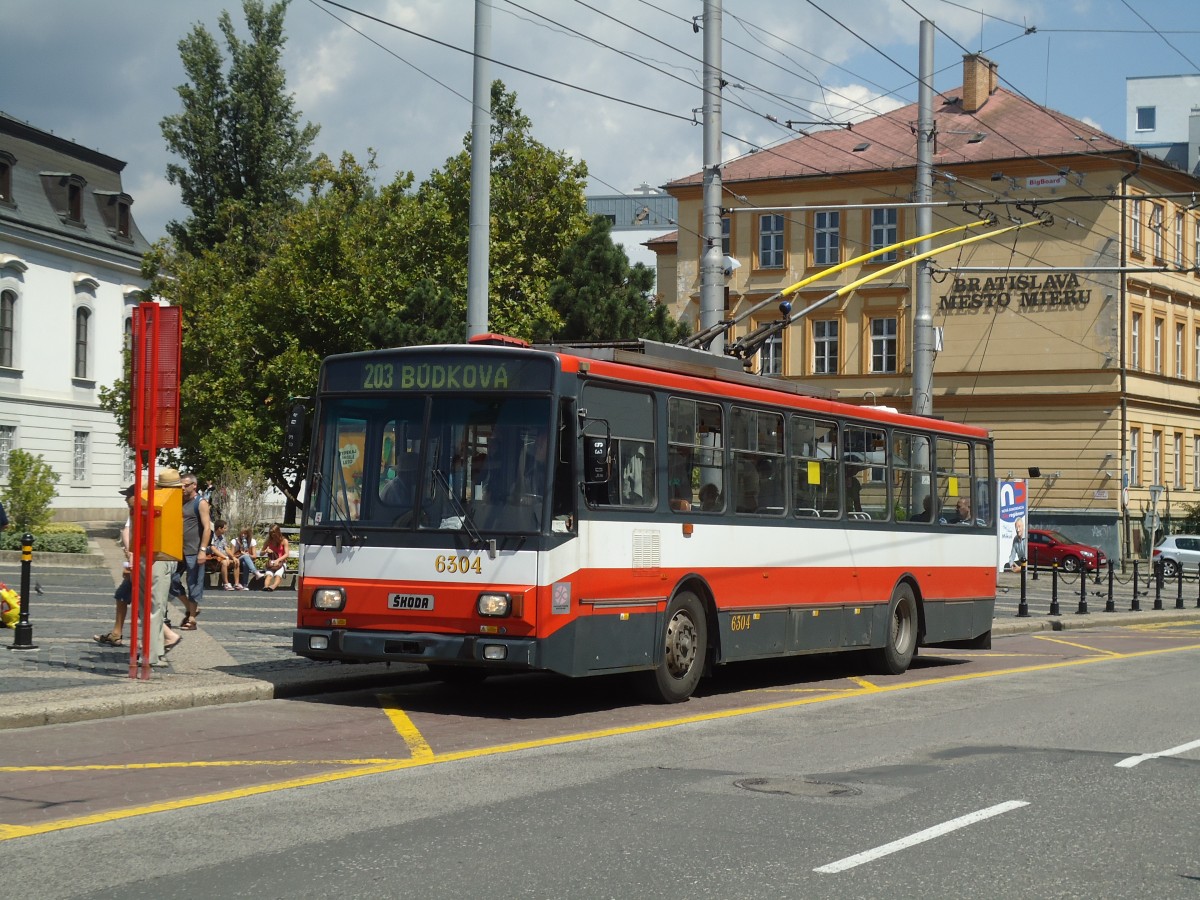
579, 384, 656, 509
791, 416, 839, 518
668, 396, 722, 513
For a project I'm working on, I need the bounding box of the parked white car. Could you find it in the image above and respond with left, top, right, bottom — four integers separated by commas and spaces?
1152, 534, 1200, 577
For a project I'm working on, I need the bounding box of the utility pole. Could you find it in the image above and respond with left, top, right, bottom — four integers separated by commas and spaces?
911, 19, 935, 415
699, 0, 725, 354
465, 0, 491, 340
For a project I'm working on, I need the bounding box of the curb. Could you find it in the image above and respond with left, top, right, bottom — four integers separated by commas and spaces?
992, 609, 1199, 635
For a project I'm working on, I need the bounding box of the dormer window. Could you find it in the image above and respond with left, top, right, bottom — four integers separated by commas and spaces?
0, 151, 14, 205
95, 190, 134, 240
39, 172, 87, 226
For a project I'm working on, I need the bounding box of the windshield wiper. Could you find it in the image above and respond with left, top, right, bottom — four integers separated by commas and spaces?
431, 468, 484, 545
312, 471, 362, 548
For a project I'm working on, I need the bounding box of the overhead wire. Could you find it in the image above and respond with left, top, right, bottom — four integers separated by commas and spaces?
309, 0, 1185, 361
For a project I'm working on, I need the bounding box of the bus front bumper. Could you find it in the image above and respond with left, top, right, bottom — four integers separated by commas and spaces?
292, 628, 539, 669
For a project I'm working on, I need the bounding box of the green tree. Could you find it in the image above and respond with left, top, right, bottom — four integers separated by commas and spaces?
160, 0, 318, 256
415, 80, 591, 339
547, 215, 689, 343
0, 450, 60, 531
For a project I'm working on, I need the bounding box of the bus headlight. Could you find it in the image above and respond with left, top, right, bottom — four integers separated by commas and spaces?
312, 588, 346, 611
477, 592, 512, 617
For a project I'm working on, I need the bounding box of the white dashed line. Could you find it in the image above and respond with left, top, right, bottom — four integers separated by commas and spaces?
814, 800, 1030, 874
1115, 738, 1200, 768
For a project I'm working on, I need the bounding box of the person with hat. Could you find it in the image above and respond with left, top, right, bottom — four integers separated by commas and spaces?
93, 482, 182, 656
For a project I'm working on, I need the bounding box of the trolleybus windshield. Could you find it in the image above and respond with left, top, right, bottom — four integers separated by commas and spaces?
307, 394, 555, 535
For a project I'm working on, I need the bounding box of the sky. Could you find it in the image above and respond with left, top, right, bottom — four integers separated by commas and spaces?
5, 0, 1200, 256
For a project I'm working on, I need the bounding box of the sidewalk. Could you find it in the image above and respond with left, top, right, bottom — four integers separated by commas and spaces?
0, 532, 1196, 730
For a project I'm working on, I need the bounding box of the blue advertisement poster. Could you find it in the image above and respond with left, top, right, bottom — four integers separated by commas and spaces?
997, 479, 1028, 572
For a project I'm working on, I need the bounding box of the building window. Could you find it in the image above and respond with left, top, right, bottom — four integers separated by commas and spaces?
73, 431, 90, 483
870, 208, 898, 262
1194, 436, 1200, 490
1176, 211, 1185, 269
1154, 317, 1163, 374
814, 210, 840, 266
759, 331, 783, 376
1175, 432, 1184, 489
75, 307, 91, 379
1195, 327, 1200, 381
117, 201, 131, 238
813, 319, 839, 374
721, 216, 731, 255
1131, 312, 1141, 369
68, 182, 83, 224
1195, 215, 1200, 275
0, 153, 12, 204
1136, 106, 1156, 131
1153, 429, 1163, 485
870, 317, 898, 373
0, 424, 14, 480
1151, 204, 1164, 259
1130, 427, 1141, 486
1131, 198, 1143, 255
1177, 323, 1185, 378
0, 289, 14, 368
758, 214, 784, 269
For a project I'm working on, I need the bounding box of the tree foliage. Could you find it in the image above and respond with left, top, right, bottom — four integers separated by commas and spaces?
119, 23, 687, 519
415, 81, 591, 339
548, 216, 690, 343
0, 450, 60, 531
160, 0, 318, 256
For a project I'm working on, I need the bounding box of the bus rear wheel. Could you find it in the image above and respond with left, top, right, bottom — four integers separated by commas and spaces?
640, 590, 707, 703
871, 584, 918, 675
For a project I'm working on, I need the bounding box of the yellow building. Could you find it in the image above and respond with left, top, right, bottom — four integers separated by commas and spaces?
653, 55, 1200, 562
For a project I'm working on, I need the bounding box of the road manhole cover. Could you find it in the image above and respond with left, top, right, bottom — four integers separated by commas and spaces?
734, 777, 862, 798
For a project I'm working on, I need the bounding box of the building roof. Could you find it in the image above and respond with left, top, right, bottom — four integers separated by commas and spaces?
0, 111, 153, 259
667, 85, 1133, 189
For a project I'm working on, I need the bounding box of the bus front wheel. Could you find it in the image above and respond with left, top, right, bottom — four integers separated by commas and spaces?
640, 590, 707, 703
871, 584, 918, 675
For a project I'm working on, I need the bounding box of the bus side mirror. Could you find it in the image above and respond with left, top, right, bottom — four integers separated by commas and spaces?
584, 436, 609, 484
285, 401, 307, 457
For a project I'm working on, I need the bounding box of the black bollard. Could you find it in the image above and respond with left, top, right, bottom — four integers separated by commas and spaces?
1077, 561, 1089, 614
1017, 560, 1030, 617
1131, 560, 1141, 612
1050, 563, 1061, 616
1153, 559, 1163, 611
1104, 559, 1115, 613
1031, 558, 1039, 581
1177, 564, 1186, 610
9, 532, 37, 651
1196, 564, 1200, 609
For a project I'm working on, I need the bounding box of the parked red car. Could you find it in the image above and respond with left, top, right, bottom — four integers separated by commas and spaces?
1026, 528, 1107, 572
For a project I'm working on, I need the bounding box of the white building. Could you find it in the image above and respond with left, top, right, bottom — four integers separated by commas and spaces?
1126, 74, 1200, 175
0, 112, 152, 521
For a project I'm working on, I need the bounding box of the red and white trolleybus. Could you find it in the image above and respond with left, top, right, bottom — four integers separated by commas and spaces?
292, 335, 996, 702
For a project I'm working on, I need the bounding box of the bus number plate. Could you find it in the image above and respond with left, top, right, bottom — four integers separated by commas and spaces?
388, 594, 435, 611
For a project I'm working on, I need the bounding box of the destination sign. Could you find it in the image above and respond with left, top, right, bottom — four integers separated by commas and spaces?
322, 352, 553, 393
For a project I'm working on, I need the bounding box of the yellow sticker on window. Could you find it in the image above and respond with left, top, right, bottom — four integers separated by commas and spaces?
808, 460, 821, 483
948, 476, 959, 497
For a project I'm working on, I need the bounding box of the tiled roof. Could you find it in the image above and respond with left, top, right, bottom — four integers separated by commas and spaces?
668, 86, 1132, 188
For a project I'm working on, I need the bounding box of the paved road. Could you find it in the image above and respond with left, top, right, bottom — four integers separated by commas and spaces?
1, 529, 1197, 730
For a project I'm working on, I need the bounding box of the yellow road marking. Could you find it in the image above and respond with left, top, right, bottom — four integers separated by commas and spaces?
1032, 635, 1121, 657
848, 677, 880, 691
0, 759, 400, 773
377, 693, 434, 760
2, 640, 1198, 842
